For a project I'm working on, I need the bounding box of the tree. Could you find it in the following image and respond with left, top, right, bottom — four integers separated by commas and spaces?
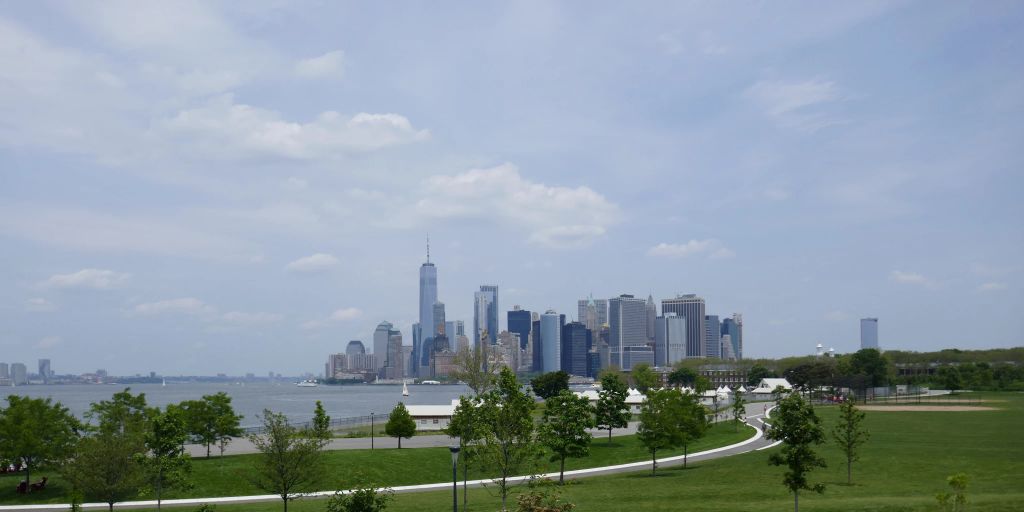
62, 431, 148, 511
938, 366, 964, 394
667, 367, 697, 387
693, 375, 711, 395
676, 391, 709, 468
936, 472, 969, 512
142, 408, 193, 510
630, 363, 659, 393
731, 388, 747, 432
847, 349, 890, 388
636, 389, 683, 475
179, 399, 215, 457
450, 337, 499, 396
0, 395, 81, 492
747, 364, 777, 387
765, 392, 827, 512
205, 392, 244, 457
311, 401, 332, 448
537, 390, 595, 484
831, 399, 869, 485
444, 396, 482, 508
594, 372, 631, 444
384, 403, 416, 448
88, 388, 152, 436
326, 486, 394, 512
478, 367, 539, 511
530, 371, 570, 400
248, 410, 325, 512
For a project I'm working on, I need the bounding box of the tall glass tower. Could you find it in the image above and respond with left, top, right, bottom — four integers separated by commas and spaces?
417, 241, 438, 377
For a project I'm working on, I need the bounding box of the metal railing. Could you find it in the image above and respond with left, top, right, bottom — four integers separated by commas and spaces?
241, 414, 375, 435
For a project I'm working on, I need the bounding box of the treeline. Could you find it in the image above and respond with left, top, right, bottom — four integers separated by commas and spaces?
884, 347, 1024, 365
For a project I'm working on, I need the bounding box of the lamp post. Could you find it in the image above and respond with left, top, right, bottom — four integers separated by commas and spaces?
449, 443, 460, 512
370, 412, 375, 450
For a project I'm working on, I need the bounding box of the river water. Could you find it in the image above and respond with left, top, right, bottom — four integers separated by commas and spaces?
1, 382, 472, 429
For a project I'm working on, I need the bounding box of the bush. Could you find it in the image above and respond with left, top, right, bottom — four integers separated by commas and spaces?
326, 486, 394, 512
194, 505, 216, 512
516, 480, 575, 512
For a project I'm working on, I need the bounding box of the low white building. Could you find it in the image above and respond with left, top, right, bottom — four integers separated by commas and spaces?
405, 399, 459, 431
750, 378, 793, 397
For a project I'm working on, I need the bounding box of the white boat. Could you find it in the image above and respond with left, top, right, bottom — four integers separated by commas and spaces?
296, 380, 319, 388
402, 381, 409, 396
162, 378, 166, 387
421, 380, 441, 385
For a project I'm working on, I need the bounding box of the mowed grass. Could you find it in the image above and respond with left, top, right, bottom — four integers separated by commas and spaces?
0, 422, 752, 505
194, 392, 1024, 512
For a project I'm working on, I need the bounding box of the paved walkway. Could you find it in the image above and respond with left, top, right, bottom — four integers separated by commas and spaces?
0, 410, 775, 511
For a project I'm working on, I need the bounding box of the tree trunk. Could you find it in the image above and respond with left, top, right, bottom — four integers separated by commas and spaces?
559, 456, 565, 484
462, 456, 468, 508
206, 442, 211, 458
608, 428, 613, 444
157, 469, 163, 511
284, 497, 289, 512
25, 463, 30, 494
794, 490, 799, 512
651, 449, 657, 475
847, 457, 852, 485
398, 437, 402, 449
684, 444, 688, 468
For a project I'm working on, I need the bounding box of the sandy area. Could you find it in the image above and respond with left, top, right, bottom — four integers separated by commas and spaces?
860, 405, 997, 412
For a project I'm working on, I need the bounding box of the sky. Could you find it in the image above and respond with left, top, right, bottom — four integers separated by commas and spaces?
1, 1, 1022, 376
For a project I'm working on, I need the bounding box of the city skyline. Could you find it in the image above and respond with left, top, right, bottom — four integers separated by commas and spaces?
1, 2, 1021, 375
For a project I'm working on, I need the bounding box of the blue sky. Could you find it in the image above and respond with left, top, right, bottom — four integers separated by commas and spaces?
1, 1, 1022, 375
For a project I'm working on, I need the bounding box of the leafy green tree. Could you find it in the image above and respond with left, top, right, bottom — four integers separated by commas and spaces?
248, 410, 325, 512
636, 389, 684, 475
311, 401, 332, 448
0, 395, 81, 492
765, 392, 827, 512
936, 472, 969, 512
179, 399, 216, 457
676, 391, 709, 468
444, 396, 482, 508
205, 392, 244, 457
326, 486, 394, 512
450, 336, 498, 396
667, 367, 697, 387
747, 364, 777, 387
693, 375, 711, 395
530, 371, 570, 400
384, 403, 416, 448
594, 372, 631, 443
831, 400, 869, 485
62, 431, 148, 511
478, 367, 540, 511
731, 388, 747, 432
938, 366, 964, 394
88, 388, 152, 436
848, 349, 890, 387
630, 363, 659, 393
143, 408, 193, 510
537, 390, 595, 484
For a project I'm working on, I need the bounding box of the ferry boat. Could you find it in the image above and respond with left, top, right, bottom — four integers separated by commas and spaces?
421, 380, 441, 385
296, 380, 319, 388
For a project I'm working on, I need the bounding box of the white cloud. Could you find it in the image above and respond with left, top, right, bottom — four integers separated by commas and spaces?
743, 78, 846, 131
330, 308, 363, 321
163, 95, 430, 159
25, 297, 56, 312
134, 297, 214, 315
415, 164, 619, 249
35, 336, 62, 349
295, 50, 345, 79
890, 270, 937, 289
43, 269, 130, 290
977, 282, 1008, 292
222, 311, 284, 324
285, 253, 340, 273
648, 239, 734, 259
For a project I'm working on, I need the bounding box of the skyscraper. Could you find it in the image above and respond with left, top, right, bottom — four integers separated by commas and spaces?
38, 359, 51, 383
540, 310, 561, 373
417, 243, 438, 377
432, 302, 446, 337
561, 321, 589, 376
654, 313, 687, 367
373, 321, 393, 372
387, 329, 404, 380
608, 294, 648, 367
481, 285, 499, 341
721, 314, 743, 360
0, 362, 8, 380
661, 295, 706, 358
474, 291, 492, 346
508, 306, 532, 351
11, 363, 27, 386
705, 315, 721, 359
646, 295, 657, 341
861, 318, 879, 350
577, 297, 608, 332
346, 340, 365, 357
531, 319, 542, 372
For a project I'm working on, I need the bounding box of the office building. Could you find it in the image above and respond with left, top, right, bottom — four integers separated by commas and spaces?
508, 306, 532, 351
0, 362, 8, 379
622, 345, 654, 371
11, 363, 27, 386
561, 321, 589, 377
445, 320, 465, 342
373, 322, 393, 371
326, 353, 346, 379
654, 313, 687, 367
387, 329, 405, 380
861, 318, 879, 350
577, 297, 608, 333
531, 319, 543, 372
38, 359, 51, 383
416, 243, 439, 377
646, 295, 657, 341
475, 285, 499, 345
721, 314, 743, 360
662, 295, 706, 358
540, 310, 561, 373
432, 302, 446, 337
705, 315, 721, 359
346, 340, 365, 357
587, 351, 601, 378
608, 294, 648, 367
721, 334, 735, 360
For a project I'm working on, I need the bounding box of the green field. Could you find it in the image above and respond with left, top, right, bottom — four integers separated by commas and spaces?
171, 392, 1024, 512
0, 422, 751, 505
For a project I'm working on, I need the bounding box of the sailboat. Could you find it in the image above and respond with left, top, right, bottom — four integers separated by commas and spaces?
162, 378, 166, 387
402, 381, 409, 397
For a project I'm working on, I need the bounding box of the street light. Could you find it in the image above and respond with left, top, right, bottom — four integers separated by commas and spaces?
370, 412, 375, 450
449, 443, 461, 512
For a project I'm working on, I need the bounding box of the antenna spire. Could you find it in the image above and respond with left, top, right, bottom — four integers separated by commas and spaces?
426, 235, 430, 263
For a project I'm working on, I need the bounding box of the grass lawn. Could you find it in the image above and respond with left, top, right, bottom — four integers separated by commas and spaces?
186, 391, 1024, 512
0, 421, 752, 505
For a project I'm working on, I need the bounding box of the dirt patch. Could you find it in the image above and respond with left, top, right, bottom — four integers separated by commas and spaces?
860, 405, 997, 412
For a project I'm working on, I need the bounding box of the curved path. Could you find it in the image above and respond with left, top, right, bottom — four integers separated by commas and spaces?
1, 410, 776, 511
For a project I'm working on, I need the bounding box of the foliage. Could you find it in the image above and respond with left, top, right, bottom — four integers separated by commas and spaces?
537, 390, 595, 484
179, 399, 215, 457
731, 388, 747, 432
87, 388, 152, 436
194, 505, 216, 512
594, 373, 630, 444
326, 486, 394, 512
311, 401, 332, 448
846, 349, 891, 388
142, 408, 193, 510
765, 392, 827, 512
746, 364, 777, 387
516, 481, 576, 512
450, 342, 499, 396
0, 395, 81, 492
478, 367, 540, 511
831, 400, 869, 485
667, 367, 697, 387
384, 403, 416, 449
783, 360, 837, 392
630, 364, 659, 393
636, 389, 684, 475
444, 395, 482, 508
938, 366, 964, 393
530, 371, 570, 400
247, 409, 325, 512
693, 376, 711, 395
206, 392, 244, 457
675, 391, 709, 468
936, 472, 969, 512
62, 431, 148, 512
